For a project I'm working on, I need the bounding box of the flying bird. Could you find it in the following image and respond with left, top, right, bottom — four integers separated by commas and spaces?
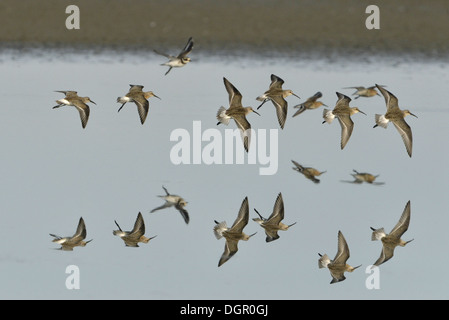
322, 92, 366, 150
150, 186, 189, 224
216, 77, 260, 152
50, 217, 92, 251
256, 74, 300, 129
154, 37, 194, 75
318, 230, 361, 284
53, 91, 96, 129
252, 193, 296, 242
113, 212, 156, 247
373, 84, 417, 157
117, 84, 161, 125
343, 85, 385, 99
292, 91, 327, 117
214, 197, 256, 267
370, 200, 413, 267
341, 169, 385, 185
291, 160, 326, 184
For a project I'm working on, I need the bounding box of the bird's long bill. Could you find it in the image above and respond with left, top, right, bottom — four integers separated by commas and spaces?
90, 100, 97, 105
85, 239, 93, 244
410, 112, 418, 118
257, 100, 267, 110
292, 93, 300, 99
153, 94, 162, 100
288, 222, 297, 228
353, 264, 362, 270
117, 104, 125, 112
149, 235, 158, 240
406, 239, 414, 244
249, 232, 257, 238
253, 109, 261, 116
359, 109, 367, 115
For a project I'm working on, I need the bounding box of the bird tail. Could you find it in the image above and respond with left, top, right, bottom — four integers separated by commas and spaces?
322, 109, 334, 124
216, 106, 231, 125
213, 221, 227, 239
256, 94, 267, 102
370, 227, 386, 241
113, 230, 124, 237
117, 96, 130, 104
318, 253, 331, 269
374, 114, 389, 128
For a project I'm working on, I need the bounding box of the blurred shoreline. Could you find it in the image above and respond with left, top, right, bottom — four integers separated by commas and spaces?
0, 0, 448, 60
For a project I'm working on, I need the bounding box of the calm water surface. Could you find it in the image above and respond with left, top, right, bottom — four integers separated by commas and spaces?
0, 50, 448, 299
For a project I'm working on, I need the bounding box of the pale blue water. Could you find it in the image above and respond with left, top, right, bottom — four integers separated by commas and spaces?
0, 50, 448, 299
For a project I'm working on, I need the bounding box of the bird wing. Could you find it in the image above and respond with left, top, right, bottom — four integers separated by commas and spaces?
175, 202, 190, 224
71, 217, 87, 243
389, 201, 411, 238
292, 105, 307, 117
150, 201, 172, 213
343, 86, 364, 90
304, 171, 320, 184
329, 271, 346, 284
337, 114, 354, 150
55, 90, 78, 97
123, 239, 140, 247
60, 245, 75, 251
114, 220, 123, 232
71, 100, 90, 129
218, 239, 239, 267
128, 84, 144, 92
153, 49, 175, 59
309, 91, 323, 101
130, 212, 145, 237
162, 186, 170, 195
270, 96, 288, 129
335, 92, 352, 109
291, 160, 304, 173
341, 179, 363, 184
269, 74, 285, 90
392, 118, 413, 157
333, 231, 350, 265
373, 245, 395, 266
233, 114, 251, 152
376, 84, 399, 111
266, 193, 284, 225
223, 77, 243, 109
133, 95, 150, 125
265, 230, 280, 242
178, 37, 194, 58
49, 233, 63, 241
229, 197, 249, 233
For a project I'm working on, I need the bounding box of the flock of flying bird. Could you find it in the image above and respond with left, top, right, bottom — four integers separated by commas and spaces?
50, 186, 188, 249
212, 193, 413, 282
217, 77, 417, 157
49, 37, 415, 283
51, 36, 418, 158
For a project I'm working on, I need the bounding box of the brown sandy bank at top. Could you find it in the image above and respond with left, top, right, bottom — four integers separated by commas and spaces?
0, 0, 448, 58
